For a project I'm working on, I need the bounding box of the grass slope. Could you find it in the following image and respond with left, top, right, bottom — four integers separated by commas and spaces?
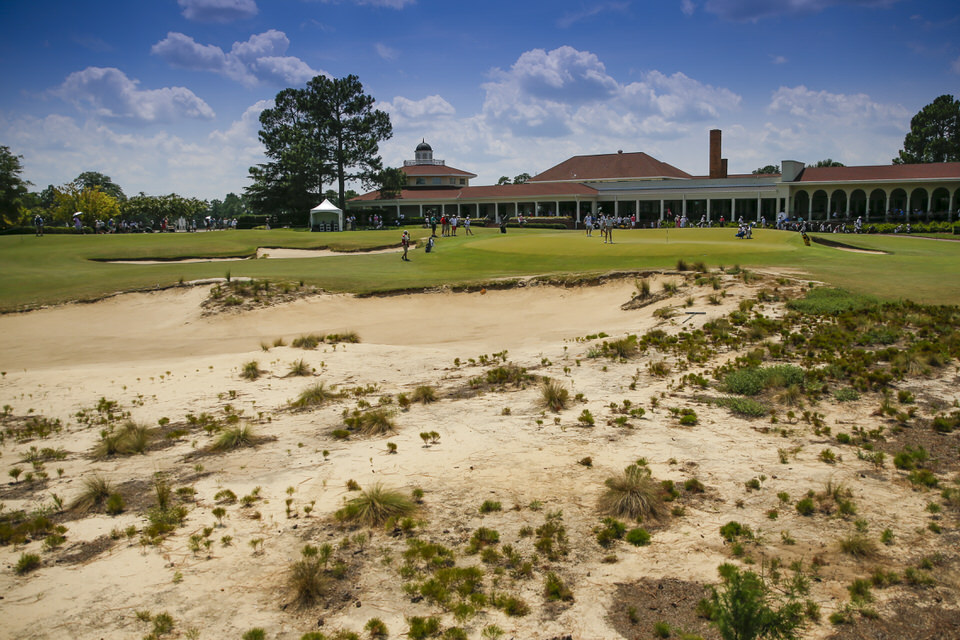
1, 227, 959, 310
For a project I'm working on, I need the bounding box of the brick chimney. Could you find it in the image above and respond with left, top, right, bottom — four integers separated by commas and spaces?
709, 129, 727, 179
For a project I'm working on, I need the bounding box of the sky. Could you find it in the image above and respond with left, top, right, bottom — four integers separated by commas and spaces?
1, 0, 959, 201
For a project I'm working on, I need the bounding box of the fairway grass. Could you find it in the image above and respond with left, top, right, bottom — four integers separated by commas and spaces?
2, 227, 959, 310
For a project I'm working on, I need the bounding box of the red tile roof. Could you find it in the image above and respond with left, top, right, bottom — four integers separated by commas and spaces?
798, 163, 960, 182
401, 164, 476, 177
529, 151, 691, 182
351, 182, 597, 203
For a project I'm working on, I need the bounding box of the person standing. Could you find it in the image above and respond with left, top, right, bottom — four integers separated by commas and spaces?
451, 214, 458, 236
33, 214, 44, 237
463, 216, 473, 235
401, 230, 411, 261
584, 213, 593, 236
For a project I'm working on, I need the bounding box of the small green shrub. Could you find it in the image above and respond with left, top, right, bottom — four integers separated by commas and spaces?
479, 500, 502, 514
625, 527, 651, 546
15, 552, 41, 575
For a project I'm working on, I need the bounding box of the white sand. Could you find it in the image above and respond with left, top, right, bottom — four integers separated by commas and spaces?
0, 274, 955, 639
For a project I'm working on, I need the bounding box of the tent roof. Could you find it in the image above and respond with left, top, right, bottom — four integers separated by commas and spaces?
310, 199, 342, 213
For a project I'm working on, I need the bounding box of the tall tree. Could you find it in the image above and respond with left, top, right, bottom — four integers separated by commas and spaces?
513, 172, 531, 184
497, 176, 511, 185
0, 145, 32, 226
249, 74, 392, 218
310, 74, 392, 210
894, 94, 960, 164
752, 164, 780, 175
73, 171, 126, 201
376, 167, 406, 199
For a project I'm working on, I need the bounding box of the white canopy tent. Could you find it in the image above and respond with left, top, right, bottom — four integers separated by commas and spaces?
309, 199, 343, 232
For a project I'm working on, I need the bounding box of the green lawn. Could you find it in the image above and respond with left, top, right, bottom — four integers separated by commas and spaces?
2, 227, 959, 311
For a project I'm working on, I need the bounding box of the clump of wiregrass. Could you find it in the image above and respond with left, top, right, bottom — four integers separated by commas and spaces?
290, 382, 338, 409
211, 423, 258, 451
713, 396, 768, 418
292, 331, 361, 349
411, 385, 438, 404
343, 407, 396, 436
839, 533, 880, 559
598, 464, 668, 522
287, 359, 313, 377
540, 379, 570, 412
15, 552, 41, 575
71, 473, 115, 513
289, 544, 327, 607
635, 277, 652, 298
787, 287, 879, 315
334, 483, 416, 527
92, 420, 153, 457
240, 360, 265, 380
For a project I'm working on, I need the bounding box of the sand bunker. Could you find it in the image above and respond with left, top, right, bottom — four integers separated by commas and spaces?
1, 271, 957, 640
99, 245, 402, 264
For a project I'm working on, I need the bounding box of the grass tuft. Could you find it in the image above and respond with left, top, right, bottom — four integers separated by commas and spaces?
335, 484, 416, 527
540, 379, 570, 412
598, 464, 667, 522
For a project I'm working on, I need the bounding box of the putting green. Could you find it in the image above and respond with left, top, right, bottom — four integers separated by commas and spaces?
1, 227, 958, 311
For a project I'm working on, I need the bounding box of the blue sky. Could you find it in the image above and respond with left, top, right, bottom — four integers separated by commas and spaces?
1, 0, 958, 200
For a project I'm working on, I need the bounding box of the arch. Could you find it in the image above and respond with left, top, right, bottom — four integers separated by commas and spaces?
910, 187, 929, 221
889, 188, 908, 220
868, 188, 886, 220
931, 187, 950, 220
954, 188, 960, 221
811, 189, 829, 220
849, 189, 867, 217
829, 189, 848, 219
793, 191, 809, 219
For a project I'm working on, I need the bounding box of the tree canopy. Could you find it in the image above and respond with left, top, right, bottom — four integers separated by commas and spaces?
247, 74, 392, 221
0, 146, 32, 226
73, 171, 126, 202
376, 167, 406, 199
812, 159, 845, 168
752, 165, 780, 175
894, 94, 960, 164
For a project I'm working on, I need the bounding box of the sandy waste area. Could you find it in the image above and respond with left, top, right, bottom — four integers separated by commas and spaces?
0, 271, 957, 640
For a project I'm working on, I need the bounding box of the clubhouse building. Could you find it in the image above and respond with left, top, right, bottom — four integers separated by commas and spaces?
349, 132, 960, 225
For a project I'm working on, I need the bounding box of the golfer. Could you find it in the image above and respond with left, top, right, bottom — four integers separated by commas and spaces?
401, 230, 411, 261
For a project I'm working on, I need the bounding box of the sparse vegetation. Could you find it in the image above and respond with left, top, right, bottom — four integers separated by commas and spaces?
335, 484, 416, 527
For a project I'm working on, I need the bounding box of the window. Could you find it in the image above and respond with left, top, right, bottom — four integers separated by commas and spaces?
432, 177, 441, 185
416, 177, 425, 185
459, 178, 466, 185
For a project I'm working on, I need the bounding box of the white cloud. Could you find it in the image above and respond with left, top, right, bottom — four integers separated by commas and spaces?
704, 0, 899, 22
952, 56, 960, 74
52, 67, 215, 122
680, 0, 696, 16
317, 0, 416, 8
770, 54, 788, 64
381, 95, 455, 122
4, 104, 269, 199
480, 46, 740, 137
375, 43, 398, 61
768, 85, 908, 124
178, 0, 258, 23
556, 2, 629, 28
152, 30, 324, 87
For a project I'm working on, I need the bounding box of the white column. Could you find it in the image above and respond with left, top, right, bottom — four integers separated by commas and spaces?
845, 189, 851, 217
514, 202, 519, 217
730, 198, 735, 220
807, 192, 813, 220
555, 201, 560, 216
614, 199, 619, 216
396, 204, 400, 218
756, 195, 761, 222
575, 201, 581, 223
706, 199, 711, 221
681, 196, 687, 218
884, 191, 890, 222
659, 200, 664, 220
418, 204, 422, 218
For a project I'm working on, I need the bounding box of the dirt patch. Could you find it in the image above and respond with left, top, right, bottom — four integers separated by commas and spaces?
56, 534, 116, 565
825, 598, 960, 639
607, 578, 717, 639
